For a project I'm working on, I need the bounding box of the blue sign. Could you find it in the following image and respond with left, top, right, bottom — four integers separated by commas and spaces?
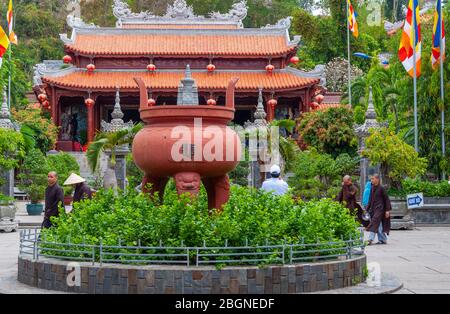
407, 193, 424, 209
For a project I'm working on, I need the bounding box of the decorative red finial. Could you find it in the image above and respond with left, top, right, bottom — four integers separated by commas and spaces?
147, 63, 157, 72
207, 63, 216, 72
85, 98, 95, 108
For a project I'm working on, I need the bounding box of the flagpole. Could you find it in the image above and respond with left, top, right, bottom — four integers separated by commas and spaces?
8, 47, 11, 110
412, 1, 419, 153
440, 18, 446, 180
347, 0, 352, 107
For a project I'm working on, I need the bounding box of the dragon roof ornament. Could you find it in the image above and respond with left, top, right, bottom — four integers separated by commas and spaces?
261, 17, 292, 30
112, 0, 248, 27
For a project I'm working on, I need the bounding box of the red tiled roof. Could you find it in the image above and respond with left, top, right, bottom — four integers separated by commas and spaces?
315, 103, 348, 111
42, 70, 319, 91
65, 33, 295, 57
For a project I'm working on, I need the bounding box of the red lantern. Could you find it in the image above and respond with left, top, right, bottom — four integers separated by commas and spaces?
38, 93, 47, 102
147, 98, 156, 107
290, 56, 300, 64
207, 64, 216, 72
310, 102, 320, 109
86, 64, 96, 73
63, 55, 73, 64
85, 98, 95, 108
266, 64, 275, 73
147, 64, 157, 72
42, 100, 50, 109
207, 98, 217, 106
315, 94, 325, 104
268, 99, 278, 109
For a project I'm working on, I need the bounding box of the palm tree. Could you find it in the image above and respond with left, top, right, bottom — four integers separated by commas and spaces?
86, 123, 143, 190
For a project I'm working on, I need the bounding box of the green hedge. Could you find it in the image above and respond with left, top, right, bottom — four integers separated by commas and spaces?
389, 178, 450, 198
42, 185, 360, 253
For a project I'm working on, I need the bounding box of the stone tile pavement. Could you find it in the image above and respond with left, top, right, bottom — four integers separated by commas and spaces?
363, 227, 450, 294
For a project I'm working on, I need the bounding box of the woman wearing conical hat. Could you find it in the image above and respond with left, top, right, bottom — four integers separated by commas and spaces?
64, 173, 92, 204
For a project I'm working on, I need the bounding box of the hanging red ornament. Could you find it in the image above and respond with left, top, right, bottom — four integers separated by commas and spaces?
265, 64, 275, 73
86, 64, 96, 73
63, 55, 73, 64
290, 56, 300, 64
147, 98, 156, 106
268, 99, 278, 109
207, 64, 216, 72
38, 93, 47, 102
207, 98, 217, 106
147, 64, 157, 72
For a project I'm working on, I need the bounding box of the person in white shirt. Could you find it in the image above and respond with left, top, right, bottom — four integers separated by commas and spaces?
261, 165, 289, 196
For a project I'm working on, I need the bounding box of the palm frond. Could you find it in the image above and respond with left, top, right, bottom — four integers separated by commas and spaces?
86, 138, 108, 172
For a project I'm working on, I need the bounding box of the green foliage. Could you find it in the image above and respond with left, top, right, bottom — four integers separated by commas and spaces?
87, 123, 143, 172
17, 149, 50, 203
12, 105, 59, 154
126, 153, 144, 189
297, 106, 357, 157
289, 148, 359, 199
41, 185, 360, 263
363, 128, 428, 188
0, 128, 25, 172
47, 152, 80, 196
389, 178, 450, 198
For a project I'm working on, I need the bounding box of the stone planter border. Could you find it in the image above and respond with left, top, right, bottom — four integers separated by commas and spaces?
18, 254, 367, 294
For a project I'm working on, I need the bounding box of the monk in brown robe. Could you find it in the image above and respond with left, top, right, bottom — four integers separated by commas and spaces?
336, 175, 368, 227
366, 174, 391, 245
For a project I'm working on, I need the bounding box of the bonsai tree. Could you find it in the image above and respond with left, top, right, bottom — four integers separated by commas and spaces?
18, 149, 49, 204
47, 152, 80, 197
87, 123, 143, 190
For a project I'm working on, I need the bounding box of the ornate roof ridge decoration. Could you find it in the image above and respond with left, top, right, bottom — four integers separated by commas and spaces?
33, 61, 76, 87
67, 14, 98, 29
113, 0, 247, 28
71, 26, 288, 36
60, 14, 98, 44
0, 87, 15, 129
285, 65, 326, 86
261, 17, 292, 30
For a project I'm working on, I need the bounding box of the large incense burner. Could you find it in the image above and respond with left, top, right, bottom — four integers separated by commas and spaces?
132, 66, 242, 210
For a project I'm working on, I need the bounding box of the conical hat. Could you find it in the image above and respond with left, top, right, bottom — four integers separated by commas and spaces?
63, 173, 86, 185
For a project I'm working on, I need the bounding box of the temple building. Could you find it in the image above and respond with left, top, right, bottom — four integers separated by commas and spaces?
33, 0, 325, 151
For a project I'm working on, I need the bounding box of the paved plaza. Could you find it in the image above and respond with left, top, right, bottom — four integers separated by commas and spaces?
1, 224, 450, 294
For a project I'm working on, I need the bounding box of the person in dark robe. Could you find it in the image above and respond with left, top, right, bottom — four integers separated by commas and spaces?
42, 172, 64, 229
336, 175, 369, 227
366, 174, 392, 245
63, 173, 92, 205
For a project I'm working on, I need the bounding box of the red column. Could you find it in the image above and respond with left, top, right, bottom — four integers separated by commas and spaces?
85, 98, 95, 144
51, 86, 57, 126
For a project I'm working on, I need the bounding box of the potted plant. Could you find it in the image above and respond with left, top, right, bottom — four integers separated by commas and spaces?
47, 152, 80, 205
18, 149, 49, 216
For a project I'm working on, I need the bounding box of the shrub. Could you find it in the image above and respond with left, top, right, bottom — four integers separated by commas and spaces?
289, 149, 359, 199
41, 186, 361, 262
0, 128, 25, 187
296, 106, 358, 157
363, 128, 428, 189
389, 178, 450, 198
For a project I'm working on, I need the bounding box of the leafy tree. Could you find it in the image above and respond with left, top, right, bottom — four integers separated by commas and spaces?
12, 105, 59, 153
0, 128, 25, 180
297, 106, 358, 157
289, 148, 359, 199
362, 128, 428, 188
